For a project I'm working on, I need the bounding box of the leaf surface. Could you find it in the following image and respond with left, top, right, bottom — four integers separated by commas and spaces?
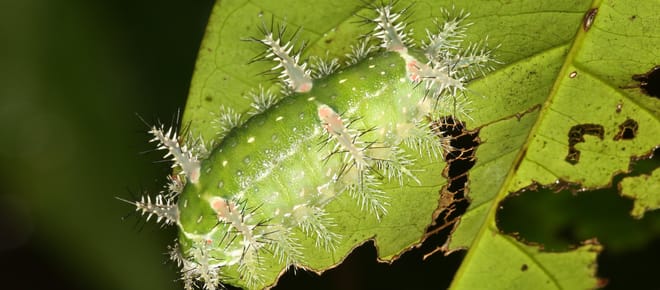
448, 0, 659, 289
181, 0, 660, 289
620, 169, 660, 219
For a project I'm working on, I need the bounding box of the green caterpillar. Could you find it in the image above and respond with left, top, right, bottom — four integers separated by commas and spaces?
131, 3, 497, 289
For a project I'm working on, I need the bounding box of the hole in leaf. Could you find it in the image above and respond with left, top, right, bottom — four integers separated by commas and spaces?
632, 66, 660, 98
274, 117, 480, 290
565, 124, 604, 165
521, 264, 528, 272
430, 117, 479, 230
613, 118, 638, 141
497, 150, 660, 289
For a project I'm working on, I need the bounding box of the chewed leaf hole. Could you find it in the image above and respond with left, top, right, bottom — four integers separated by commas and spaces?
613, 118, 639, 140
496, 181, 660, 252
632, 65, 660, 98
275, 116, 482, 289
497, 147, 660, 289
431, 116, 479, 229
565, 124, 604, 165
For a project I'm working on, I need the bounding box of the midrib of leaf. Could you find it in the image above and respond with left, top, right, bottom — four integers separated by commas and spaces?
502, 234, 561, 288
449, 0, 603, 288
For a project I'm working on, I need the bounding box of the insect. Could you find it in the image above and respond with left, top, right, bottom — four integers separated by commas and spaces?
129, 2, 497, 289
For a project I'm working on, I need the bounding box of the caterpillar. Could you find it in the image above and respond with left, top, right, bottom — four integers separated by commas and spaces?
130, 2, 497, 289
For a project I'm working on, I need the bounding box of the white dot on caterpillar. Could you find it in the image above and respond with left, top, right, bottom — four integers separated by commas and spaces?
276, 116, 284, 121
243, 157, 251, 164
307, 97, 315, 101
222, 160, 228, 167
369, 65, 375, 68
247, 136, 255, 143
196, 215, 203, 224
339, 79, 347, 84
218, 181, 224, 188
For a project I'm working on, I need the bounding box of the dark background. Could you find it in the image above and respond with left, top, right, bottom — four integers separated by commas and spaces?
1, 1, 658, 289
0, 1, 213, 289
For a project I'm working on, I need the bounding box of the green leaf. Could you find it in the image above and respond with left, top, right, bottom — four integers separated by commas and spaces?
620, 169, 660, 218
448, 0, 659, 289
179, 0, 659, 289
183, 0, 368, 142
181, 2, 447, 289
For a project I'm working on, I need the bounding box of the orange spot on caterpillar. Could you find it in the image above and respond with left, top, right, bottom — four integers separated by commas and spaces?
317, 104, 344, 134
407, 60, 421, 82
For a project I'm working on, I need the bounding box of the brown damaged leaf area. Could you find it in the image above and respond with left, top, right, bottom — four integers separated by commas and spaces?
272, 117, 480, 289
434, 118, 479, 230
565, 124, 605, 165
497, 148, 659, 242
613, 119, 639, 141
494, 150, 658, 287
631, 66, 660, 99
512, 143, 657, 196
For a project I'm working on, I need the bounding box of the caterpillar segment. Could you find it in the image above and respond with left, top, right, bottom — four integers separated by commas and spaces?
250, 23, 313, 93
366, 2, 414, 53
149, 124, 201, 184
214, 105, 244, 141
309, 54, 341, 79
117, 194, 179, 226
345, 36, 377, 66
128, 2, 498, 289
422, 8, 471, 60
246, 85, 280, 117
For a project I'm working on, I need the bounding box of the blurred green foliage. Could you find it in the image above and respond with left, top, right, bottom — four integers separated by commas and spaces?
0, 0, 213, 289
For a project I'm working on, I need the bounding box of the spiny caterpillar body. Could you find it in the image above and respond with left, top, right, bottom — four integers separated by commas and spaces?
131, 3, 496, 289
